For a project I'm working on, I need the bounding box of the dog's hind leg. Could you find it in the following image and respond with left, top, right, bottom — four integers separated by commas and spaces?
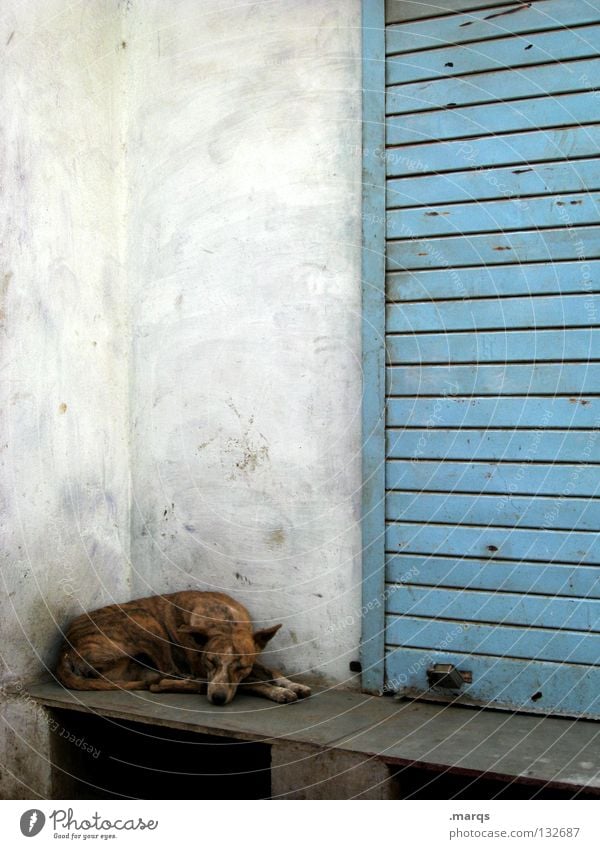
56, 670, 151, 691
56, 651, 154, 691
148, 678, 206, 694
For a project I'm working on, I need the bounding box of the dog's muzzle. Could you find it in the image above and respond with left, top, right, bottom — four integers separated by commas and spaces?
206, 682, 236, 706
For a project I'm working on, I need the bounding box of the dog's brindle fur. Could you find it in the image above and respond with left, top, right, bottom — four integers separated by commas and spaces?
56, 591, 311, 705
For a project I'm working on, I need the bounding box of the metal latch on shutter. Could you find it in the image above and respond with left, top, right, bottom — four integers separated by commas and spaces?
427, 664, 472, 689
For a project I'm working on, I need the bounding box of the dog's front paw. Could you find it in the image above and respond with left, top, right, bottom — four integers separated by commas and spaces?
289, 682, 311, 699
269, 686, 299, 704
275, 678, 311, 699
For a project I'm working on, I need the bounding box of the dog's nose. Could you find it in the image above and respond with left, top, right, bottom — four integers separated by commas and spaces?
210, 692, 227, 706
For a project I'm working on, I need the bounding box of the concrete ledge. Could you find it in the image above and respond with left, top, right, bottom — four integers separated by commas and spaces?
28, 683, 600, 795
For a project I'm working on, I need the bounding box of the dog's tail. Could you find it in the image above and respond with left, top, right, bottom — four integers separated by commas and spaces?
55, 647, 146, 691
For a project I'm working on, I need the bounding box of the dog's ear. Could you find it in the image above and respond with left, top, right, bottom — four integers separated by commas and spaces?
253, 623, 282, 650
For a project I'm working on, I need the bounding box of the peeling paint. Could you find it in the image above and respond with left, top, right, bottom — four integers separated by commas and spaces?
223, 400, 270, 477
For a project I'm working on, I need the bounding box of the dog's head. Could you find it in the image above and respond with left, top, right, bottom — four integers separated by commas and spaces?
179, 621, 281, 705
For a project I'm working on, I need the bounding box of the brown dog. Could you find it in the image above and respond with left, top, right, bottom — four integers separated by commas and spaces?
56, 591, 311, 705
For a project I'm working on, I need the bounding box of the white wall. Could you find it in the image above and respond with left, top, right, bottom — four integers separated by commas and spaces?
126, 0, 363, 684
0, 0, 363, 797
0, 0, 130, 797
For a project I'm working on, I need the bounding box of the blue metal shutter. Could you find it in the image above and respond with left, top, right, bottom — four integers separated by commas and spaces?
384, 0, 600, 717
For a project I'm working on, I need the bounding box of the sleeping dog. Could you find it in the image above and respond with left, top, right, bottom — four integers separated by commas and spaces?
56, 590, 311, 705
